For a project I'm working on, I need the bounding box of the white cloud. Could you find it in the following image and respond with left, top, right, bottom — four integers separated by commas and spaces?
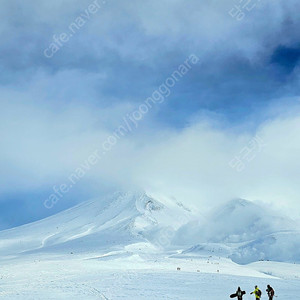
1, 0, 300, 222
1, 90, 300, 220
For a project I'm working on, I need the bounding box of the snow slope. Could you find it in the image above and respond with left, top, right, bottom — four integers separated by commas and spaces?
0, 191, 193, 258
1, 258, 300, 300
0, 192, 300, 299
232, 230, 300, 264
1, 193, 299, 263
174, 199, 296, 244
173, 198, 300, 264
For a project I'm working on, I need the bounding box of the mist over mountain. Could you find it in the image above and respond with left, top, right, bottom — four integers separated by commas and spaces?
1, 191, 298, 265
174, 198, 296, 244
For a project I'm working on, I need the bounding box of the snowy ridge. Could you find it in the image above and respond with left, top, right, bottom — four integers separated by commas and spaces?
173, 199, 300, 264
0, 193, 299, 265
232, 230, 300, 264
0, 191, 193, 257
0, 192, 300, 299
174, 199, 296, 244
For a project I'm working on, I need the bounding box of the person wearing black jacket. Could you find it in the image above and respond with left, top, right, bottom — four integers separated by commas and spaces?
266, 285, 275, 300
230, 287, 246, 299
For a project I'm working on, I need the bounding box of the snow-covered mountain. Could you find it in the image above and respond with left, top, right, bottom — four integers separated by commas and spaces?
0, 191, 194, 257
173, 199, 296, 244
232, 230, 300, 264
0, 193, 299, 265
1, 192, 300, 299
173, 198, 300, 264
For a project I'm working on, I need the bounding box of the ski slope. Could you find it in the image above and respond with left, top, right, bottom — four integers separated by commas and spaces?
0, 251, 300, 299
0, 192, 299, 299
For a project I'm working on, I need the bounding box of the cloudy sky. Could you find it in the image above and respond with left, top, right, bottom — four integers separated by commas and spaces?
1, 0, 300, 229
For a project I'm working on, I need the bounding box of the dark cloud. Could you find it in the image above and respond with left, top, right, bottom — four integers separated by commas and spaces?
271, 45, 300, 73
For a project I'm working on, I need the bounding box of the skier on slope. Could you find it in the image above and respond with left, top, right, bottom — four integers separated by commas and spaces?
266, 285, 275, 300
250, 286, 262, 299
230, 286, 246, 299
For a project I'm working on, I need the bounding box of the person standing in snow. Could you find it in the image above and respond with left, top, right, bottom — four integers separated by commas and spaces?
250, 286, 262, 299
266, 285, 275, 300
230, 286, 246, 299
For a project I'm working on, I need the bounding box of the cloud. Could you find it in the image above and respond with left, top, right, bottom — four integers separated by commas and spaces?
1, 0, 300, 115
129, 104, 300, 219
1, 90, 300, 220
1, 0, 300, 226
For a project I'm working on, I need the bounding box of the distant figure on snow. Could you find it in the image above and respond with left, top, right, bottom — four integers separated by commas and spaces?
250, 286, 262, 299
266, 285, 275, 300
230, 287, 246, 299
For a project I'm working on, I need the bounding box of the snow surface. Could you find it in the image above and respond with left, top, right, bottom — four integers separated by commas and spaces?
0, 192, 299, 299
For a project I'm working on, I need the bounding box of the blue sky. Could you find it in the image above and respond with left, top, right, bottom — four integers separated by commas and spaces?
1, 0, 300, 229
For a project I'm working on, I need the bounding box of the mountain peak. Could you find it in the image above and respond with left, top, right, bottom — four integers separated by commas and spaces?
0, 191, 193, 256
